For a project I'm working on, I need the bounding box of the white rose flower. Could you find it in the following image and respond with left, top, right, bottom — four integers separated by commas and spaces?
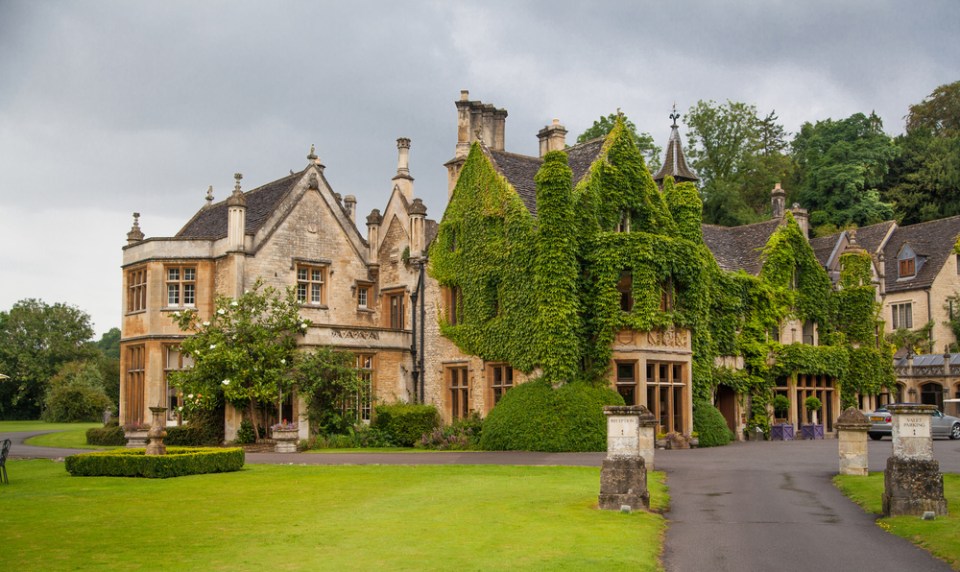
187, 394, 194, 399
231, 300, 238, 307
217, 308, 226, 315
222, 379, 231, 386
300, 322, 308, 329
280, 358, 286, 365
177, 406, 183, 412
202, 321, 210, 327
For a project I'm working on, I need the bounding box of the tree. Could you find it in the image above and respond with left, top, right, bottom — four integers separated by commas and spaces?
169, 282, 307, 438
41, 361, 112, 422
577, 112, 662, 170
684, 100, 794, 225
94, 327, 121, 407
882, 81, 960, 224
96, 327, 121, 359
291, 347, 362, 435
0, 299, 97, 419
792, 112, 898, 234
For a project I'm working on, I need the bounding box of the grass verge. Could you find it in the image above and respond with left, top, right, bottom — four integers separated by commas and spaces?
4, 460, 666, 571
835, 473, 959, 569
24, 424, 118, 449
0, 420, 101, 434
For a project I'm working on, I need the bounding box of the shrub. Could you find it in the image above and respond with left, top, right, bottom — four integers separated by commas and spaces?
307, 425, 395, 449
692, 401, 733, 447
479, 379, 624, 452
42, 361, 113, 423
372, 403, 441, 446
235, 419, 256, 444
86, 424, 126, 446
417, 413, 483, 450
65, 447, 244, 478
165, 424, 221, 446
773, 394, 790, 418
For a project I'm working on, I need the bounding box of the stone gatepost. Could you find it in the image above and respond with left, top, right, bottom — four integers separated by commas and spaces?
836, 407, 870, 476
882, 404, 948, 517
598, 406, 650, 511
638, 406, 657, 470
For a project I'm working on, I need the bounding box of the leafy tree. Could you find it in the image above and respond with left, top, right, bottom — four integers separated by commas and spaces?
96, 327, 121, 359
291, 347, 363, 435
684, 100, 793, 225
169, 282, 308, 438
792, 112, 898, 234
577, 112, 662, 170
883, 81, 960, 224
41, 361, 112, 422
0, 299, 98, 419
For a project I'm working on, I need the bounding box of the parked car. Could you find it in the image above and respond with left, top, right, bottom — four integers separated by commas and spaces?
867, 403, 960, 440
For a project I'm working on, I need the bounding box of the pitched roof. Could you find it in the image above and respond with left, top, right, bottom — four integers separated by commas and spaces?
809, 234, 837, 268
177, 171, 303, 239
852, 220, 896, 256
883, 215, 960, 293
652, 123, 698, 184
701, 219, 782, 275
486, 137, 605, 217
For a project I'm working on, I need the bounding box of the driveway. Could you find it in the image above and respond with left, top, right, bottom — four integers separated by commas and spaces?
659, 438, 959, 572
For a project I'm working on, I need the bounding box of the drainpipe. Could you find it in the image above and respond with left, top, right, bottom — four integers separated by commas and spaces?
927, 288, 933, 349
411, 285, 419, 403
419, 257, 427, 404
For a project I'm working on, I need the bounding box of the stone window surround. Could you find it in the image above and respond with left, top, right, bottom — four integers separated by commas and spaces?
891, 301, 913, 330
486, 362, 514, 411
445, 363, 470, 421
164, 264, 197, 309
127, 266, 147, 314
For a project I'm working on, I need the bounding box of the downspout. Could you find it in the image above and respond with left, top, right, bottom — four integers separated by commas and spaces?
411, 283, 419, 403
927, 288, 934, 351
419, 257, 427, 404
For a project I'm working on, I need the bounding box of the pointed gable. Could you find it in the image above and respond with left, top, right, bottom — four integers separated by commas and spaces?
884, 215, 960, 293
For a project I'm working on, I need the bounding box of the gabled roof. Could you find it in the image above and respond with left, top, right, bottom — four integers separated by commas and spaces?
486, 137, 605, 217
652, 122, 698, 184
809, 234, 838, 268
810, 220, 898, 269
701, 219, 782, 275
883, 215, 960, 293
177, 171, 303, 239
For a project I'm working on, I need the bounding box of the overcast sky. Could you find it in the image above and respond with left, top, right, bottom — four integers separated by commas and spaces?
1, 1, 958, 337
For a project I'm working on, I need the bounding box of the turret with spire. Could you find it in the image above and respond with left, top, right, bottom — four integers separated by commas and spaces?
653, 104, 699, 187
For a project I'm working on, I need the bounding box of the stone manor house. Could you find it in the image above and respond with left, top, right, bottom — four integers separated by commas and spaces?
120, 91, 960, 440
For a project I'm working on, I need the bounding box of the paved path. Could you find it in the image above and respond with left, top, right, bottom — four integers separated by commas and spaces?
6, 430, 959, 570
659, 438, 959, 572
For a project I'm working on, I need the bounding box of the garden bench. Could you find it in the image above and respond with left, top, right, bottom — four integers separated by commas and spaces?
0, 438, 10, 484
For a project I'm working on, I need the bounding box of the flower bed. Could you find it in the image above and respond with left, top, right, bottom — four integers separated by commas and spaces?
65, 447, 244, 478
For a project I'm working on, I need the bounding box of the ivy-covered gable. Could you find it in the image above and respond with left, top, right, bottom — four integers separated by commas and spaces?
428, 143, 539, 370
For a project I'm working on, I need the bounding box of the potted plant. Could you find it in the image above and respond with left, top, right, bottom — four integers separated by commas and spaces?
771, 395, 794, 441
800, 396, 824, 440
271, 419, 299, 453
123, 422, 151, 448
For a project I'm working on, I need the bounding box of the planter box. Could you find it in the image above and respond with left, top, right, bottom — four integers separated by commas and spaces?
800, 424, 824, 440
770, 423, 794, 441
125, 430, 149, 448
272, 429, 299, 453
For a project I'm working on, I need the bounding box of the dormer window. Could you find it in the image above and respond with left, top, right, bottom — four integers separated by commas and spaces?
897, 245, 917, 279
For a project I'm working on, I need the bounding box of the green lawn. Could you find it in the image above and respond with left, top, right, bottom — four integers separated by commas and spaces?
0, 420, 101, 433
4, 460, 667, 571
835, 473, 960, 569
0, 421, 107, 450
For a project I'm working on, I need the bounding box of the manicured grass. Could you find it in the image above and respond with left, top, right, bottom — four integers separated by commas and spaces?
835, 473, 960, 569
0, 420, 101, 434
4, 460, 667, 571
25, 425, 119, 449
305, 446, 429, 453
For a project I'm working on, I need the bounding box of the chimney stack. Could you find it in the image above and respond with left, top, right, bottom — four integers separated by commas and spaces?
771, 183, 786, 219
344, 195, 356, 224
538, 119, 567, 157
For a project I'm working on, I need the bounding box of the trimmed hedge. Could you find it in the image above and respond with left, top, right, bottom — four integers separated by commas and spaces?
372, 403, 441, 446
692, 401, 733, 447
165, 424, 222, 447
65, 447, 244, 478
479, 379, 625, 452
86, 424, 126, 446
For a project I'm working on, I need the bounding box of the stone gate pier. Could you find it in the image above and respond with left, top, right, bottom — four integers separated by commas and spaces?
882, 404, 948, 517
598, 405, 652, 511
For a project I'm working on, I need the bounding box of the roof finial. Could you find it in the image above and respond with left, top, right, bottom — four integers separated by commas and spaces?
669, 103, 680, 128
233, 173, 242, 194
205, 185, 214, 205
126, 212, 145, 243
307, 144, 317, 161
474, 126, 484, 144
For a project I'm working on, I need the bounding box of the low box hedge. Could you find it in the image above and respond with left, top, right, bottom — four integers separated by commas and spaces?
65, 447, 244, 478
86, 424, 127, 446
372, 403, 441, 446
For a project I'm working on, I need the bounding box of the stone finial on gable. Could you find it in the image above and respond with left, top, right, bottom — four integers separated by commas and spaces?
204, 185, 214, 208
227, 173, 246, 207
127, 212, 145, 244
307, 143, 325, 171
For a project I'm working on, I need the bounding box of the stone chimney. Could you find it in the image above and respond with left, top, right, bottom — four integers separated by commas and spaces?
366, 209, 383, 263
445, 90, 508, 198
538, 119, 567, 157
227, 173, 246, 252
771, 183, 786, 219
408, 198, 427, 258
790, 202, 809, 239
126, 212, 144, 244
343, 195, 356, 224
392, 137, 414, 200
